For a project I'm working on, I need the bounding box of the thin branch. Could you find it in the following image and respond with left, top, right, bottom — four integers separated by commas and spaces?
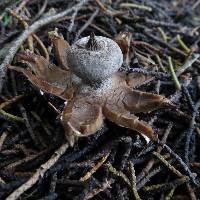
168, 56, 181, 90
75, 8, 99, 41
80, 152, 110, 182
120, 3, 152, 12
0, 108, 24, 122
143, 176, 189, 192
176, 34, 191, 54
0, 0, 89, 92
0, 131, 9, 151
83, 179, 112, 200
153, 152, 183, 177
107, 162, 131, 186
176, 53, 200, 77
6, 142, 69, 200
32, 0, 48, 21
128, 161, 141, 200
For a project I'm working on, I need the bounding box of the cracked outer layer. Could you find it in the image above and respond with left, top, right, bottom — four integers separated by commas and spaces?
66, 36, 123, 83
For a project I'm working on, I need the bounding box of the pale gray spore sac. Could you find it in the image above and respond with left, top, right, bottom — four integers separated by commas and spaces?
66, 36, 123, 84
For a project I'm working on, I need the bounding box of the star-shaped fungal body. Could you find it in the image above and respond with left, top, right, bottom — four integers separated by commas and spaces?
10, 32, 173, 146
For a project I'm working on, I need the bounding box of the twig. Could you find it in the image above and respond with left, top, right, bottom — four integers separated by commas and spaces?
48, 172, 57, 195
191, 162, 200, 167
85, 22, 112, 37
19, 105, 42, 148
0, 177, 5, 184
137, 166, 162, 190
128, 161, 141, 200
157, 27, 168, 42
196, 127, 200, 137
182, 86, 195, 111
95, 0, 124, 16
153, 152, 183, 177
0, 108, 24, 122
0, 95, 24, 109
176, 54, 200, 77
165, 188, 175, 200
0, 131, 9, 151
31, 111, 52, 137
32, 0, 48, 21
156, 54, 166, 72
145, 31, 187, 57
32, 34, 49, 61
128, 68, 170, 79
7, 8, 34, 51
4, 151, 45, 171
83, 179, 112, 200
55, 14, 87, 23
192, 0, 200, 9
120, 3, 152, 12
80, 152, 110, 182
168, 56, 181, 90
132, 41, 160, 53
15, 0, 29, 14
163, 144, 198, 185
6, 142, 69, 200
0, 0, 89, 92
75, 8, 99, 41
128, 16, 179, 28
68, 8, 78, 33
186, 183, 197, 200
157, 123, 173, 152
143, 176, 189, 192
184, 100, 200, 164
176, 34, 191, 54
107, 162, 131, 186
137, 124, 173, 183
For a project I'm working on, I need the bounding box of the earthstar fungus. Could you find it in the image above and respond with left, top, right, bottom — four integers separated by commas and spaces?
10, 32, 174, 146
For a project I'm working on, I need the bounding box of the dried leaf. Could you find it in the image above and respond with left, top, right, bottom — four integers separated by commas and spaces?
135, 51, 156, 68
